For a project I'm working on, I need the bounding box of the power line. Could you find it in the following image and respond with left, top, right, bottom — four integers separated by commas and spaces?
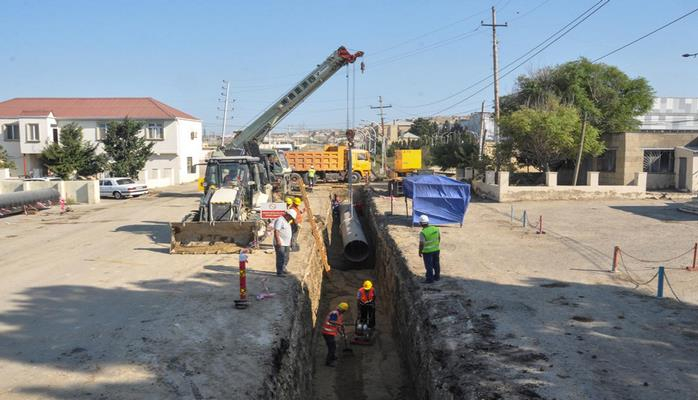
593, 6, 698, 62
429, 0, 610, 116
398, 0, 607, 110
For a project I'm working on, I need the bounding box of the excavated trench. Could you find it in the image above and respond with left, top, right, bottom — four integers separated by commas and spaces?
310, 188, 415, 400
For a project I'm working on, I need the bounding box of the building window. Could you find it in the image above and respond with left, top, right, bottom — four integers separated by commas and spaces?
596, 149, 616, 172
3, 124, 19, 141
146, 123, 164, 140
26, 124, 39, 142
187, 157, 195, 174
96, 122, 109, 141
643, 150, 674, 173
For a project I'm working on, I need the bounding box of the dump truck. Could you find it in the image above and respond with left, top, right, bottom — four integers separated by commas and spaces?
389, 149, 422, 196
170, 46, 364, 254
286, 145, 371, 183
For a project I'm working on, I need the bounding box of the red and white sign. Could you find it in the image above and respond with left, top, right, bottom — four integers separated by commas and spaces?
260, 202, 287, 219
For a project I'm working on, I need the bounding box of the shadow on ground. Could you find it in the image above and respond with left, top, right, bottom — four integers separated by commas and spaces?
610, 203, 698, 222
155, 192, 202, 198
0, 264, 299, 399
114, 221, 170, 244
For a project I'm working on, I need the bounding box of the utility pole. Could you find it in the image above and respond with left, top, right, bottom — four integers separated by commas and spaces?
370, 96, 392, 175
478, 100, 486, 160
217, 80, 233, 148
482, 6, 507, 143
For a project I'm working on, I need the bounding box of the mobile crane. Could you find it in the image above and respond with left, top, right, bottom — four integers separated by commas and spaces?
170, 46, 364, 254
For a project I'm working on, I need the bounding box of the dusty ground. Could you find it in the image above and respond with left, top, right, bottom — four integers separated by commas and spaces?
311, 203, 413, 400
373, 189, 698, 399
0, 183, 325, 399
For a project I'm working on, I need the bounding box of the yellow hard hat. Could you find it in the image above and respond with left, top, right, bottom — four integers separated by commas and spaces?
294, 197, 302, 205
285, 197, 293, 205
363, 280, 373, 290
338, 302, 349, 311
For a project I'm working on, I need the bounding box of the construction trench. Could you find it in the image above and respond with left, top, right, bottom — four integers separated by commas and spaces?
261, 185, 484, 400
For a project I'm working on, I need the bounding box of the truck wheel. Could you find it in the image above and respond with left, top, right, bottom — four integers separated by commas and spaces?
350, 172, 361, 183
302, 173, 310, 185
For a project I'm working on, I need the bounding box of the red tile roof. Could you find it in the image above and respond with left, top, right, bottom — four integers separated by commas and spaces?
0, 98, 198, 120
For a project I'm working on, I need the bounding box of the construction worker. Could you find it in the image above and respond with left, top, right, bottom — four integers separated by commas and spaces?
285, 197, 293, 208
418, 215, 440, 283
290, 197, 304, 252
273, 209, 296, 277
308, 165, 316, 189
322, 302, 349, 367
356, 280, 375, 329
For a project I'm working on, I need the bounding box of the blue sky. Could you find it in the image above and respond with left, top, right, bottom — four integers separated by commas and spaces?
1, 0, 697, 134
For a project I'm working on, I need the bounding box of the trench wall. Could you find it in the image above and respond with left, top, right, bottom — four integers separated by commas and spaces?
260, 198, 331, 399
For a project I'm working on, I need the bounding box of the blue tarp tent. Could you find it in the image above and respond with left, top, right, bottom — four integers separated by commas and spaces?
403, 175, 470, 226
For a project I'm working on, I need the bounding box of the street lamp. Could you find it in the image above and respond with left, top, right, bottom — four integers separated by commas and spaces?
682, 53, 698, 58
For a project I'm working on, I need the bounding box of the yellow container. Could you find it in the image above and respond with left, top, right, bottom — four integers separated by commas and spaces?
395, 150, 422, 173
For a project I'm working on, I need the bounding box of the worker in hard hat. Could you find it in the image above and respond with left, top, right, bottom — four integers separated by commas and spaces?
418, 214, 440, 284
307, 165, 316, 189
290, 197, 304, 252
321, 302, 349, 367
356, 280, 375, 329
285, 197, 293, 209
273, 209, 296, 277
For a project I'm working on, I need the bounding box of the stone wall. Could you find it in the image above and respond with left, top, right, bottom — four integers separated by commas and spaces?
472, 171, 647, 202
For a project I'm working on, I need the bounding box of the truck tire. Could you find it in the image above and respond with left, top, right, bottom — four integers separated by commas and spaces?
302, 173, 310, 185
350, 172, 361, 183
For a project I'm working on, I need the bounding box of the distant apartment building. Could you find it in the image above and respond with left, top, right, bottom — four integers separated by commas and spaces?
595, 97, 698, 191
0, 97, 203, 188
382, 120, 413, 144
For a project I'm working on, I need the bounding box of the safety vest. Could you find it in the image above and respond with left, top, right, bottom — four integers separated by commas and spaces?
421, 225, 440, 254
291, 204, 303, 224
308, 168, 316, 178
322, 310, 343, 336
358, 287, 375, 304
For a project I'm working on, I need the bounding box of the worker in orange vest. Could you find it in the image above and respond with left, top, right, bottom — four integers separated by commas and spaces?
321, 302, 349, 367
356, 280, 375, 329
290, 197, 304, 252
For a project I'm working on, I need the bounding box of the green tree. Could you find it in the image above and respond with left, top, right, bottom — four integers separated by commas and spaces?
502, 58, 654, 135
40, 123, 106, 178
0, 145, 16, 170
409, 118, 438, 138
500, 103, 604, 172
103, 119, 155, 178
431, 134, 481, 170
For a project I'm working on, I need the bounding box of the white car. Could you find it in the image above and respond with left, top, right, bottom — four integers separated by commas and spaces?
99, 178, 148, 199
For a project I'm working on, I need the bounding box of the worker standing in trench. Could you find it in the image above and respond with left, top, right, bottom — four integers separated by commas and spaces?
418, 215, 440, 284
357, 280, 375, 329
321, 302, 349, 367
290, 197, 304, 252
273, 209, 296, 277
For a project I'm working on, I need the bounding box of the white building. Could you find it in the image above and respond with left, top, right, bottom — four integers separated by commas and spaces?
0, 97, 203, 187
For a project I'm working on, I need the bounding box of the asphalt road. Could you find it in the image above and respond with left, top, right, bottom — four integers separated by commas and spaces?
0, 184, 292, 399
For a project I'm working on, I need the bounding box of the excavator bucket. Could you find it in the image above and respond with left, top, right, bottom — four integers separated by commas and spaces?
169, 220, 266, 254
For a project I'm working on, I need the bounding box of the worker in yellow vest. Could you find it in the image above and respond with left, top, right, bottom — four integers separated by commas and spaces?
308, 166, 316, 189
418, 215, 440, 284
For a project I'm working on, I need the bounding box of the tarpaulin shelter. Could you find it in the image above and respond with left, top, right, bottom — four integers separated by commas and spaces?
402, 175, 470, 226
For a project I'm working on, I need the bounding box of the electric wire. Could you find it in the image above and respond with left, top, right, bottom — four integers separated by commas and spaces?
399, 0, 608, 111
593, 7, 698, 62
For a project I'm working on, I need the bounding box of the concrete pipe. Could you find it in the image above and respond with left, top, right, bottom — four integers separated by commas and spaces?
338, 204, 370, 263
0, 188, 61, 209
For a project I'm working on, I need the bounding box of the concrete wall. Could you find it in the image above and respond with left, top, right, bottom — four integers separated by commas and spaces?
674, 148, 698, 191
472, 171, 647, 202
0, 179, 100, 204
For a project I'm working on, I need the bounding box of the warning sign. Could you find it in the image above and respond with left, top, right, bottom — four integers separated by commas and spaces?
260, 202, 287, 219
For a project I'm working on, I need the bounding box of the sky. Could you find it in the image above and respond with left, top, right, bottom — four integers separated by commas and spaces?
1, 0, 697, 135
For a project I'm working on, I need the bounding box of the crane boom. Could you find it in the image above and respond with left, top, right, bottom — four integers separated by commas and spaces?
230, 46, 363, 151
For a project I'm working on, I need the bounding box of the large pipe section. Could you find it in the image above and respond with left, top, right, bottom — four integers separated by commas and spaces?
338, 204, 370, 263
0, 188, 60, 209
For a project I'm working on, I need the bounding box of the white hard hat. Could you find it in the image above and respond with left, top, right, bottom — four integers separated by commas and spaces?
419, 215, 429, 224
286, 209, 297, 219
